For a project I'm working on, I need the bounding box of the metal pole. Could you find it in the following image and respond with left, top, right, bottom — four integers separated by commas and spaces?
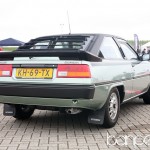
67, 11, 71, 34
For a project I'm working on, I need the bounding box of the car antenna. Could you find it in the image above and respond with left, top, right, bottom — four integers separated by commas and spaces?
67, 11, 71, 34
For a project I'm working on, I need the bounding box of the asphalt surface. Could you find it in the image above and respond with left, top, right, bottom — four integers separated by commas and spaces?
0, 98, 150, 150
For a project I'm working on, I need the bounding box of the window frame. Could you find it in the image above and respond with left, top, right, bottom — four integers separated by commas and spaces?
114, 38, 139, 60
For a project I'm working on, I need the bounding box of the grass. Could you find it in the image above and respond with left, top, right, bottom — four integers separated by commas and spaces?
1, 47, 18, 51
128, 40, 150, 47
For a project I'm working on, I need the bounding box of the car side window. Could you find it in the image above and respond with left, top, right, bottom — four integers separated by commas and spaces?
117, 39, 138, 60
99, 37, 123, 59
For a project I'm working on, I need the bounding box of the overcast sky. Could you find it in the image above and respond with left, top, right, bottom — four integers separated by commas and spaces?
0, 0, 150, 42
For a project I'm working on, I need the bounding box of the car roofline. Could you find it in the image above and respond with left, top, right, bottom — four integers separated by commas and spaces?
30, 33, 126, 41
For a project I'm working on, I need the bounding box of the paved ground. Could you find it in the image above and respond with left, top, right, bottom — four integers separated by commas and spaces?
0, 98, 150, 150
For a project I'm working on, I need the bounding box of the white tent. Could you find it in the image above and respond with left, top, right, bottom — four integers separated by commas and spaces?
141, 42, 150, 52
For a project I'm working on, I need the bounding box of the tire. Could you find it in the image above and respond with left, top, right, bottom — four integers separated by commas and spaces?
102, 88, 120, 128
13, 104, 35, 120
142, 88, 150, 104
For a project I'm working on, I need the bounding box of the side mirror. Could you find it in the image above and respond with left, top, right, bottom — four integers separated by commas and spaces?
142, 54, 150, 61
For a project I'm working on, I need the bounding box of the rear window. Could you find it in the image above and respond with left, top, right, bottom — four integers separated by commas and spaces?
31, 41, 84, 49
20, 36, 93, 50
31, 40, 49, 49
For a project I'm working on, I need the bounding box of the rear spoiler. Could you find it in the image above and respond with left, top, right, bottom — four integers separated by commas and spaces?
0, 49, 101, 62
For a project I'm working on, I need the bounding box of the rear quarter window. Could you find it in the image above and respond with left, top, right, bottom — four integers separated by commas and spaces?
99, 37, 123, 59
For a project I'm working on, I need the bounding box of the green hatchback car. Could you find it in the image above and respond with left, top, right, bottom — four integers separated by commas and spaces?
0, 34, 150, 128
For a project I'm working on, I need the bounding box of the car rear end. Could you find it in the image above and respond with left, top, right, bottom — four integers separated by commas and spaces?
0, 59, 96, 109
0, 34, 102, 114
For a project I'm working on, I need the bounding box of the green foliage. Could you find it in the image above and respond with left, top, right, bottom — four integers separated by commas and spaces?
2, 47, 18, 51
128, 40, 150, 47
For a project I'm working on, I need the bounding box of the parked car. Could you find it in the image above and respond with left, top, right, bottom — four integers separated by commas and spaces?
0, 34, 150, 128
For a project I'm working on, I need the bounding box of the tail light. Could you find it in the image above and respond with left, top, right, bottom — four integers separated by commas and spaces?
57, 64, 91, 78
0, 65, 12, 77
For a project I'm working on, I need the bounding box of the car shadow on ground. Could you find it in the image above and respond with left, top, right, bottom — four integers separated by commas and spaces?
9, 98, 148, 131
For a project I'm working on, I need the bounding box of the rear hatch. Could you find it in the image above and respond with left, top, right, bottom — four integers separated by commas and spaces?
0, 34, 101, 85
0, 58, 95, 99
0, 35, 100, 98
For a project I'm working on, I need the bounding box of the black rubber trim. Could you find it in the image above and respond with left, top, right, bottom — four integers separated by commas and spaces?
95, 78, 132, 86
95, 74, 150, 86
13, 64, 57, 68
133, 74, 150, 79
0, 83, 95, 99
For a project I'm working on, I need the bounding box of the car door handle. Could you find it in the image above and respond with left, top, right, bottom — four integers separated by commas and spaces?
131, 63, 136, 67
131, 62, 140, 67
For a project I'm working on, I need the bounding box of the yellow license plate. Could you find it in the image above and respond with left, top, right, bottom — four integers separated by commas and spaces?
16, 68, 53, 79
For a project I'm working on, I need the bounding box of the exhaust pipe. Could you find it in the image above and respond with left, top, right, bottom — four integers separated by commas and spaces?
65, 108, 82, 114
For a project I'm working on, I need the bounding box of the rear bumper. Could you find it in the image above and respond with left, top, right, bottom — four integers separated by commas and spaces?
0, 83, 95, 99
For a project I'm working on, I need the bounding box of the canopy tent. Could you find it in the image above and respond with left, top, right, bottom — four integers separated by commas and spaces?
0, 38, 24, 46
141, 42, 150, 51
